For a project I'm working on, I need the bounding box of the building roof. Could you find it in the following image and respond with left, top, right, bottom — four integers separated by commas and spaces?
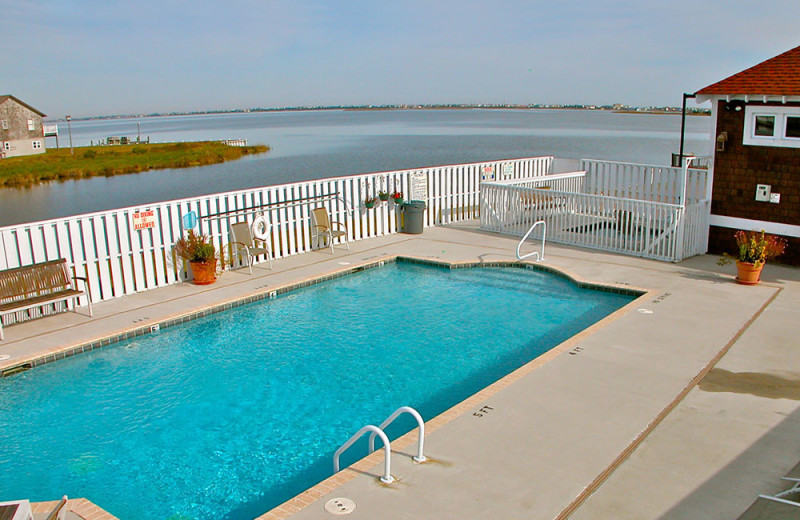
695, 45, 800, 98
0, 95, 47, 117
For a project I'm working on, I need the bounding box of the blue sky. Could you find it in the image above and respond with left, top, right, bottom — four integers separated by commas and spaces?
3, 0, 799, 118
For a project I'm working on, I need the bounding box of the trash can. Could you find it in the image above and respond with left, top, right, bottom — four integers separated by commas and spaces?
402, 200, 426, 234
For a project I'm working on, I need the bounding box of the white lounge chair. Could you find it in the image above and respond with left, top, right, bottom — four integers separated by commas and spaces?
310, 207, 349, 253
760, 476, 800, 506
230, 221, 273, 273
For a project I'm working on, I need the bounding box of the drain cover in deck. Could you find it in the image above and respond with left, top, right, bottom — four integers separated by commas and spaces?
324, 498, 356, 515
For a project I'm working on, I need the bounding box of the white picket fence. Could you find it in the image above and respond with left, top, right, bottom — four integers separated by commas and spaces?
581, 159, 710, 204
0, 156, 553, 307
480, 161, 711, 262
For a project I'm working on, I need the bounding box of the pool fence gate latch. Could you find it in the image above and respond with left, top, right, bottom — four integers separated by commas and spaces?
324, 498, 356, 515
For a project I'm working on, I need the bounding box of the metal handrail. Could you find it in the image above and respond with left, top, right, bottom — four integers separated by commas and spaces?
333, 425, 394, 484
516, 220, 546, 261
368, 406, 426, 463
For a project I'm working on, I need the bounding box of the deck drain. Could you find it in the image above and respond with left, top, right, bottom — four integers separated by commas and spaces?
0, 354, 10, 361
637, 308, 654, 314
324, 498, 356, 515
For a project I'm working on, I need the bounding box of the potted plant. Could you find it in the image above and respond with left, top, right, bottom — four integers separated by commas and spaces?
391, 191, 403, 205
364, 196, 377, 209
174, 230, 218, 285
718, 229, 787, 285
378, 190, 390, 201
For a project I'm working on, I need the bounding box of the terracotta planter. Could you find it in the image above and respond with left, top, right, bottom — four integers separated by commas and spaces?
190, 259, 217, 285
735, 261, 763, 285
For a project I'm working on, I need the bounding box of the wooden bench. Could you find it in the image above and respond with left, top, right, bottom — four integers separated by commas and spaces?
0, 259, 92, 340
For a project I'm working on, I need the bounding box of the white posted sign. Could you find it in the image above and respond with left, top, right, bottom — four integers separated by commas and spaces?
410, 172, 428, 201
132, 210, 156, 230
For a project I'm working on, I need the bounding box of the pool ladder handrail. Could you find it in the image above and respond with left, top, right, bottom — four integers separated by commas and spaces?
333, 425, 394, 484
516, 220, 546, 261
332, 406, 426, 485
368, 406, 427, 463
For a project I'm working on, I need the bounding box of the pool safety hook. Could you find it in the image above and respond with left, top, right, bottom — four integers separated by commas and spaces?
516, 220, 546, 261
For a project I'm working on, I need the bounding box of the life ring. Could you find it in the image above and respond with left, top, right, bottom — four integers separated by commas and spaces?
252, 214, 270, 241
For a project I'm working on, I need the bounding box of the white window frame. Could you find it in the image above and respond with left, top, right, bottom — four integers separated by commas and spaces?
743, 105, 800, 148
32, 140, 42, 149
1, 120, 7, 130
3, 142, 10, 150
27, 119, 35, 131
784, 114, 800, 140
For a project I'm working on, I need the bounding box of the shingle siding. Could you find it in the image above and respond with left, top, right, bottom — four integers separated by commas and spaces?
708, 100, 800, 265
0, 95, 47, 158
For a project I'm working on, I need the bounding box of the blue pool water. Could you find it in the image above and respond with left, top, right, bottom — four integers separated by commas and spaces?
0, 263, 635, 519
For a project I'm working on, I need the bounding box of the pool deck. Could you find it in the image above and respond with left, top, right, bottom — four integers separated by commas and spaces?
2, 221, 799, 520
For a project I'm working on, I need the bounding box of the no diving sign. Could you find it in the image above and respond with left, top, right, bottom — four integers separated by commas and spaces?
132, 210, 156, 231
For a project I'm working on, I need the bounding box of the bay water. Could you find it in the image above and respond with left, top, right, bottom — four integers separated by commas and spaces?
0, 109, 711, 226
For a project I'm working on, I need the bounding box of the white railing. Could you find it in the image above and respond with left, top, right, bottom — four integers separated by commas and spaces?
333, 424, 394, 484
581, 159, 710, 205
0, 157, 554, 307
368, 406, 426, 463
490, 171, 586, 193
480, 178, 710, 262
516, 220, 546, 261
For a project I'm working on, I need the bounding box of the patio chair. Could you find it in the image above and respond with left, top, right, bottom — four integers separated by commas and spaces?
40, 495, 69, 520
230, 221, 273, 273
761, 476, 800, 506
310, 207, 349, 253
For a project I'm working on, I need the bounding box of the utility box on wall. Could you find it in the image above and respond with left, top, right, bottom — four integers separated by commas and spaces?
755, 184, 771, 202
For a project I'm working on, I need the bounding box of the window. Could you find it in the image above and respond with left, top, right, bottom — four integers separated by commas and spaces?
32, 140, 42, 149
754, 115, 775, 137
786, 116, 800, 139
1, 120, 7, 130
28, 119, 35, 131
3, 142, 9, 150
743, 106, 800, 148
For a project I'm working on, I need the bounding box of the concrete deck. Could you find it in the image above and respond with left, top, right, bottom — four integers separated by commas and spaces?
2, 222, 799, 520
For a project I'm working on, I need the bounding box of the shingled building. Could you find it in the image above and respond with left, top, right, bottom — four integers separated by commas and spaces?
695, 45, 800, 265
0, 95, 47, 159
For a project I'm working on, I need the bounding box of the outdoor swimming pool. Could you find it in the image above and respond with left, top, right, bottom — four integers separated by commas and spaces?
0, 262, 636, 520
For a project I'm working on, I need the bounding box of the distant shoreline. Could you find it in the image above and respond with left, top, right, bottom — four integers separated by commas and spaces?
49, 104, 710, 123
0, 141, 269, 189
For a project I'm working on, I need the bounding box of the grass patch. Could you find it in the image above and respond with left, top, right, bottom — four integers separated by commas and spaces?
0, 141, 269, 188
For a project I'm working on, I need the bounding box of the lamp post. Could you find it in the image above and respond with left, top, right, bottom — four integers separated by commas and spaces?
66, 115, 74, 155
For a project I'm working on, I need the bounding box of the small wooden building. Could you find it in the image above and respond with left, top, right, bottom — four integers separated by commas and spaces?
0, 95, 47, 159
696, 45, 800, 265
